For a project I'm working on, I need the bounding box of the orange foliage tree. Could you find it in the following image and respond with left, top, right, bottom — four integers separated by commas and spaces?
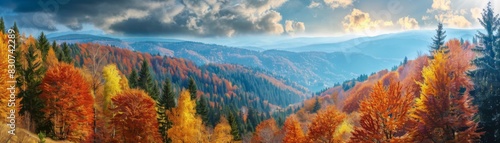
39, 63, 94, 142
400, 56, 428, 99
342, 83, 373, 113
252, 118, 280, 143
306, 106, 346, 142
350, 81, 413, 143
283, 116, 305, 143
110, 89, 161, 143
410, 50, 480, 142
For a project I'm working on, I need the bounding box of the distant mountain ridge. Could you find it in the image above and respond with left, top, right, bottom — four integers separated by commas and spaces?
48, 29, 478, 91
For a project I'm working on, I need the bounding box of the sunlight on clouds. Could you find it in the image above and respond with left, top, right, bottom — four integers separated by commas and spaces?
285, 20, 306, 35
342, 9, 393, 34
435, 13, 471, 28
431, 0, 451, 11
398, 17, 420, 30
324, 0, 354, 9
470, 7, 482, 21
308, 1, 321, 8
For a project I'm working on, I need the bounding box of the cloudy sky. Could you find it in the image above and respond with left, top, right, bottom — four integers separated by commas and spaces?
0, 0, 497, 37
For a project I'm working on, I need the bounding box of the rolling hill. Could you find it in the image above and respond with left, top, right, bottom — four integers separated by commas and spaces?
48, 29, 477, 91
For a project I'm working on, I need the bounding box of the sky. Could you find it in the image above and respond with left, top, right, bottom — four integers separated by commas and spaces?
0, 0, 498, 37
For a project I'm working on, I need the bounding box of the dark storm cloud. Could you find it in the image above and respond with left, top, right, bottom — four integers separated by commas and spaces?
0, 0, 297, 37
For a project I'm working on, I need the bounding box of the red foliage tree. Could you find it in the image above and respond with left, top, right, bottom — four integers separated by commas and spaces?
110, 89, 162, 143
40, 63, 94, 142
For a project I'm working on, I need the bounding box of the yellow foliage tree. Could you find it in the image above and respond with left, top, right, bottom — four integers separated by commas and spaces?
101, 64, 124, 141
103, 64, 122, 106
213, 116, 233, 143
44, 47, 58, 67
167, 90, 206, 143
333, 120, 353, 143
0, 32, 10, 121
411, 51, 480, 142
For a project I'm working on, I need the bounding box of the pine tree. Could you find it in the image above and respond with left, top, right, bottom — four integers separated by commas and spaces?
157, 100, 171, 143
196, 96, 209, 124
160, 78, 176, 110
138, 60, 156, 100
430, 23, 447, 54
311, 97, 321, 113
36, 32, 50, 60
51, 41, 62, 61
18, 44, 47, 132
61, 42, 72, 63
227, 112, 241, 141
152, 83, 160, 101
128, 69, 138, 89
188, 77, 197, 100
0, 17, 5, 34
468, 2, 500, 142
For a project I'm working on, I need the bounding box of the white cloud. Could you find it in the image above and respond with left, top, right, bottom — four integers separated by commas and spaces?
431, 0, 451, 11
308, 1, 321, 8
323, 0, 353, 9
435, 13, 472, 28
342, 8, 394, 33
470, 7, 482, 20
398, 16, 420, 30
285, 20, 306, 35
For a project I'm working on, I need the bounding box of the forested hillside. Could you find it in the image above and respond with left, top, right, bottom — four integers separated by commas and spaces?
0, 20, 306, 142
0, 2, 499, 143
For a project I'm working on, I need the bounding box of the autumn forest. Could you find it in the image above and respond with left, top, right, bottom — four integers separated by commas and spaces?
0, 2, 500, 143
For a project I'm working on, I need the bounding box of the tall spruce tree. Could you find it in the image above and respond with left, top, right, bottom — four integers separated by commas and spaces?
311, 97, 321, 113
160, 78, 176, 109
188, 77, 197, 100
51, 41, 61, 61
152, 83, 160, 101
128, 69, 139, 89
196, 96, 209, 124
17, 45, 47, 132
228, 112, 241, 141
36, 32, 50, 60
468, 2, 500, 142
429, 23, 447, 57
157, 78, 176, 143
61, 42, 72, 63
0, 17, 5, 34
138, 60, 157, 100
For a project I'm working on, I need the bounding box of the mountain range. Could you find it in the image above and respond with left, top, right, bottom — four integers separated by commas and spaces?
48, 29, 479, 91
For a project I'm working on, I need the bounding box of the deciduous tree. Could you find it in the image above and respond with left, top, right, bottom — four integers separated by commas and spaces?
110, 89, 162, 143
40, 63, 94, 142
167, 90, 205, 143
252, 118, 279, 143
283, 116, 304, 143
307, 106, 346, 143
213, 116, 233, 143
411, 51, 480, 142
350, 81, 413, 143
